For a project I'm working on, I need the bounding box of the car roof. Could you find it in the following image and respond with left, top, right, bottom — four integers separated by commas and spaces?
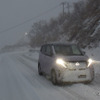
41, 42, 77, 47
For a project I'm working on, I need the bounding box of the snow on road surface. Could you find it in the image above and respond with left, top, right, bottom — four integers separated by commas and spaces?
0, 50, 100, 100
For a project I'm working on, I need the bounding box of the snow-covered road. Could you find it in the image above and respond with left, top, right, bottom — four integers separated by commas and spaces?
0, 50, 100, 100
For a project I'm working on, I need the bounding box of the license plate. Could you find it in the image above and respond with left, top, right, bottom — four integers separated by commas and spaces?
78, 75, 86, 78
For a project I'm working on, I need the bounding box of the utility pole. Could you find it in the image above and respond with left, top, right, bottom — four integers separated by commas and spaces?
66, 2, 71, 15
61, 2, 66, 17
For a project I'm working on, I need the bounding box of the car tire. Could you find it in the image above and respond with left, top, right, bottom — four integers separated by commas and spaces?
38, 64, 43, 76
92, 68, 94, 81
51, 70, 58, 85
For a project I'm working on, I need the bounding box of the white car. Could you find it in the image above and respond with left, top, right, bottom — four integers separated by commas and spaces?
38, 43, 94, 85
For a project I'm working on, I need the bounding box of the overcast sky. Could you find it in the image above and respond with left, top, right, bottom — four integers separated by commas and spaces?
0, 0, 79, 48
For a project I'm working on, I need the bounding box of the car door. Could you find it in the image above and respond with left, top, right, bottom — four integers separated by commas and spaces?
44, 45, 53, 75
39, 45, 46, 73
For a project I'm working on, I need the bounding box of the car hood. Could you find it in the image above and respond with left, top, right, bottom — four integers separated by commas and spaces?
55, 55, 88, 62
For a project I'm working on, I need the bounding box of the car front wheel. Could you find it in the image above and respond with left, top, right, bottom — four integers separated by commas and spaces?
51, 70, 58, 85
38, 64, 43, 75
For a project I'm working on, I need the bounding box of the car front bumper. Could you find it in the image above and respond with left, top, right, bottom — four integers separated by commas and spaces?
59, 68, 94, 83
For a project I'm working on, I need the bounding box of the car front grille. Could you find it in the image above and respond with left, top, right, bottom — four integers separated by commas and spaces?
66, 61, 87, 69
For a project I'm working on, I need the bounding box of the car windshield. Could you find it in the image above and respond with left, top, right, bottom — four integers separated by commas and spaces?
54, 44, 82, 56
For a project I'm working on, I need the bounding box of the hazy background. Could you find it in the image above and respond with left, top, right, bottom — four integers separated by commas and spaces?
0, 0, 79, 48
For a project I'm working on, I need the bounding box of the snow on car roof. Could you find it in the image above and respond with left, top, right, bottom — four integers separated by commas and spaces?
41, 42, 77, 46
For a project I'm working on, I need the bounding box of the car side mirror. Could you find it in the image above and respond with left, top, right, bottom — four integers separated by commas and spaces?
46, 52, 54, 57
49, 53, 54, 57
82, 51, 85, 55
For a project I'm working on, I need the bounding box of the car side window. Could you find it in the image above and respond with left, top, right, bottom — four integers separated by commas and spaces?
41, 46, 46, 54
45, 45, 53, 56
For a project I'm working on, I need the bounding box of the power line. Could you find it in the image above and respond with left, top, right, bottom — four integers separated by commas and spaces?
0, 4, 59, 34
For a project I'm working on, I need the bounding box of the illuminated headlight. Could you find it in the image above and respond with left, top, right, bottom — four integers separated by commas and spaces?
56, 59, 67, 68
87, 58, 93, 67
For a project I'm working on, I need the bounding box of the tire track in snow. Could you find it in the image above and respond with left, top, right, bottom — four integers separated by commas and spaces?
0, 55, 40, 100
21, 54, 38, 63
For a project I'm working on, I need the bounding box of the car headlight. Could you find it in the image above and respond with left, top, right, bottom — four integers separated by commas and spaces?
56, 59, 67, 68
87, 58, 93, 67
